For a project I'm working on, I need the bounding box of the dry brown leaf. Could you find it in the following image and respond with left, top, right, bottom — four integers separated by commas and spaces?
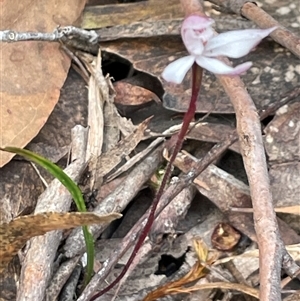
114, 81, 160, 106
0, 0, 87, 167
0, 211, 121, 273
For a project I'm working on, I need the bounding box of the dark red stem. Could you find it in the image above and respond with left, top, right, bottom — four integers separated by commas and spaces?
90, 63, 203, 301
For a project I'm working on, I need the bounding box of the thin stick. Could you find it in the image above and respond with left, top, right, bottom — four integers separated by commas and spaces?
0, 26, 98, 43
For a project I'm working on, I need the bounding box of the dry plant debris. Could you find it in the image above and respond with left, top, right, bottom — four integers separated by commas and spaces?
0, 0, 300, 301
211, 223, 241, 251
142, 239, 217, 301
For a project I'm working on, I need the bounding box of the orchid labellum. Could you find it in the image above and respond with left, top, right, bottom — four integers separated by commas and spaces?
162, 15, 277, 84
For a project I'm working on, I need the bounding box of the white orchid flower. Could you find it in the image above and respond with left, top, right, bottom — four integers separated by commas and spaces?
162, 15, 277, 84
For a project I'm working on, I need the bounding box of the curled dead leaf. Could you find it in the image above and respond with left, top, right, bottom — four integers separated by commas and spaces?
114, 81, 160, 106
0, 211, 121, 273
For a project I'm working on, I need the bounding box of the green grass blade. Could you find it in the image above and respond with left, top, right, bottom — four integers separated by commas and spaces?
1, 146, 94, 284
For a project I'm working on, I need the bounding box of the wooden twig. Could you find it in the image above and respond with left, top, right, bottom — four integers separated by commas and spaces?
258, 86, 300, 120
282, 252, 300, 280
217, 68, 283, 301
46, 145, 163, 297
58, 263, 82, 301
173, 152, 300, 245
45, 256, 81, 301
0, 26, 98, 43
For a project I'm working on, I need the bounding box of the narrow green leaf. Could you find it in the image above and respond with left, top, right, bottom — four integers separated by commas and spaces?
0, 146, 94, 284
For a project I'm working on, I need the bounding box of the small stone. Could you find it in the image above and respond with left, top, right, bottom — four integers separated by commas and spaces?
276, 7, 291, 15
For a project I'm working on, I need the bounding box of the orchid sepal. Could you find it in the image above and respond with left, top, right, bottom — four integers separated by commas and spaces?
203, 27, 277, 58
162, 14, 277, 84
162, 55, 195, 84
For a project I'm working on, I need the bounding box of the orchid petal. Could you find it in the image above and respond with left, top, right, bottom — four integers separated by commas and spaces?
181, 15, 215, 56
196, 56, 252, 75
203, 27, 277, 58
162, 56, 195, 84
